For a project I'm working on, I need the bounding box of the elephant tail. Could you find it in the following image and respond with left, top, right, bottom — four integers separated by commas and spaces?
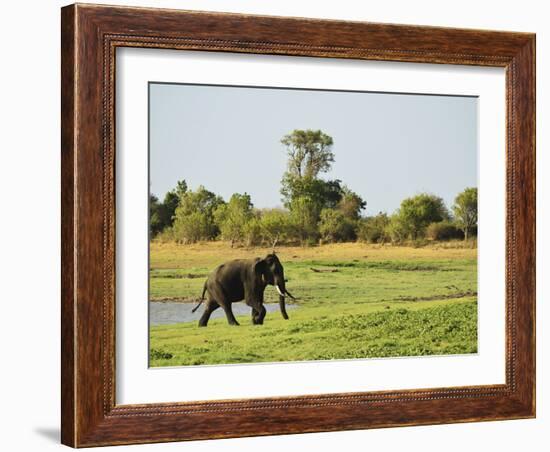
191, 282, 208, 313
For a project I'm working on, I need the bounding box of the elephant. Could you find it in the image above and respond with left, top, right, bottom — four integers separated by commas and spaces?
191, 253, 295, 327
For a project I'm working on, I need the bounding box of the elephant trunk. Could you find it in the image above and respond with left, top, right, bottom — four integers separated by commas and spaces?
278, 295, 289, 320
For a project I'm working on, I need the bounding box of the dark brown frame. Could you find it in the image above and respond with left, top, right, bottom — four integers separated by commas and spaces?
61, 3, 535, 447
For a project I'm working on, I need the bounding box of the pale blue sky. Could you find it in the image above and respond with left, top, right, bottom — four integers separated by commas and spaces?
149, 83, 477, 215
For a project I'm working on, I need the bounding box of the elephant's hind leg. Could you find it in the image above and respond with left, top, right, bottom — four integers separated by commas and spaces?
209, 285, 239, 326
221, 304, 240, 326
198, 301, 219, 327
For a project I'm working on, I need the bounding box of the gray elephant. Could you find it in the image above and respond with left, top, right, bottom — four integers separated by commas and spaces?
191, 253, 295, 327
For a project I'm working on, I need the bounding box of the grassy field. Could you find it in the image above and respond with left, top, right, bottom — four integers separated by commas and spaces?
149, 241, 477, 366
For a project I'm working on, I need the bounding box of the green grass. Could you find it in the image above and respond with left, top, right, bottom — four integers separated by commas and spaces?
149, 241, 477, 366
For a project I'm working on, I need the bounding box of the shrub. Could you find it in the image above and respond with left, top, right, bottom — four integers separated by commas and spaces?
384, 215, 409, 244
289, 196, 320, 245
243, 216, 262, 247
426, 221, 464, 241
258, 208, 292, 248
154, 227, 175, 243
357, 213, 390, 243
319, 209, 356, 243
213, 193, 254, 247
172, 186, 224, 243
172, 211, 215, 244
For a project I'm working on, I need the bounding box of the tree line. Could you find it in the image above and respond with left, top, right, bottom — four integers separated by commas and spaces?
150, 129, 478, 247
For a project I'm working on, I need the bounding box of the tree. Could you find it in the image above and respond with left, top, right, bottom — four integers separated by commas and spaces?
280, 129, 338, 223
453, 187, 478, 240
319, 209, 355, 243
159, 190, 179, 228
281, 129, 334, 179
172, 186, 224, 243
384, 214, 409, 243
395, 193, 450, 240
214, 193, 254, 247
426, 221, 464, 241
243, 215, 262, 247
149, 194, 164, 237
163, 179, 188, 226
278, 129, 366, 245
281, 175, 343, 211
149, 179, 188, 238
337, 186, 366, 220
288, 196, 320, 245
175, 180, 188, 198
357, 212, 390, 243
259, 209, 291, 249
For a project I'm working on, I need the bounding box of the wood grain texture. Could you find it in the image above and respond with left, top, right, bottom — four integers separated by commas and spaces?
60, 5, 76, 447
60, 3, 536, 447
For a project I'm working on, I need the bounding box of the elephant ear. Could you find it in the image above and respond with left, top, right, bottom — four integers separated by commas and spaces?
254, 258, 268, 285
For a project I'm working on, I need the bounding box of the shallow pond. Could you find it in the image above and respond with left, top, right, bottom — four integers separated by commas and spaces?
149, 301, 298, 326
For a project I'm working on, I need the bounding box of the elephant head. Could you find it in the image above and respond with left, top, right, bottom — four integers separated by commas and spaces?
256, 253, 295, 320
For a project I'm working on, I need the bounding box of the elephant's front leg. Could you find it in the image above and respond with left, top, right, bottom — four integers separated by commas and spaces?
247, 289, 266, 325
251, 305, 267, 325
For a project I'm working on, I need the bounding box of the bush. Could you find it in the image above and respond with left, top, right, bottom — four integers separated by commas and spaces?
319, 209, 356, 243
154, 227, 175, 243
243, 216, 262, 247
172, 211, 215, 244
171, 186, 224, 243
213, 193, 253, 246
258, 208, 292, 248
289, 196, 320, 245
384, 215, 409, 244
357, 213, 389, 243
426, 221, 464, 241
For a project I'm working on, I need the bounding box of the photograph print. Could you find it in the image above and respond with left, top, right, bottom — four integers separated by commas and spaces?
148, 83, 478, 367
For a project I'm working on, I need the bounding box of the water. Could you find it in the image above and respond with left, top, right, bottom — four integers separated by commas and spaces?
149, 301, 298, 326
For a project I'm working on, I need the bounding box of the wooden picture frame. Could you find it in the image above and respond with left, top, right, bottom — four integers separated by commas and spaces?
61, 3, 535, 447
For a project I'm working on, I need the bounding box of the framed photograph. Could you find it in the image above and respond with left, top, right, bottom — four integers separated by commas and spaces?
61, 4, 535, 447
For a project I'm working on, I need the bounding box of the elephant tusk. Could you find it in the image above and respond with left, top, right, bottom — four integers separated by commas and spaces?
276, 285, 285, 297
285, 289, 296, 300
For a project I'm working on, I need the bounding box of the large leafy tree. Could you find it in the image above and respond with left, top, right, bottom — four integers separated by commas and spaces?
453, 187, 478, 240
395, 193, 450, 240
279, 130, 366, 244
281, 129, 334, 179
280, 130, 339, 215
